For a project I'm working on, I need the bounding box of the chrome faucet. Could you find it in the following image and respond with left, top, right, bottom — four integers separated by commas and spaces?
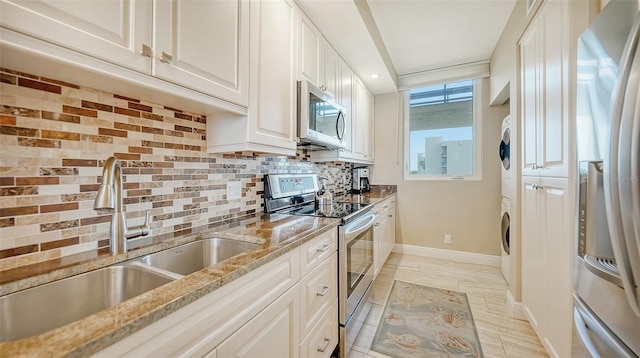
94, 156, 150, 254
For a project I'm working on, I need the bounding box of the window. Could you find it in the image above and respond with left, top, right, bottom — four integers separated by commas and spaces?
404, 79, 481, 180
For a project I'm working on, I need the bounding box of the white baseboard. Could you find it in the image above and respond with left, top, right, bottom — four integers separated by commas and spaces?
392, 244, 501, 267
507, 289, 527, 321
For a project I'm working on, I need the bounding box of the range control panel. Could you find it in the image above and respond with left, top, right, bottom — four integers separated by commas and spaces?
264, 174, 318, 199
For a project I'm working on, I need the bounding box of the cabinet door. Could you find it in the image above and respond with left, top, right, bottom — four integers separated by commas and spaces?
353, 77, 367, 158
384, 203, 396, 260
154, 0, 249, 106
216, 285, 300, 358
520, 23, 540, 176
365, 89, 375, 160
539, 1, 569, 177
521, 176, 545, 335
322, 40, 339, 99
0, 0, 152, 73
339, 61, 355, 156
373, 213, 388, 277
541, 177, 572, 357
298, 13, 322, 85
247, 0, 297, 152
520, 0, 570, 177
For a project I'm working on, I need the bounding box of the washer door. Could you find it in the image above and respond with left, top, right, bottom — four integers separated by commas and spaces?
499, 128, 511, 170
501, 211, 510, 254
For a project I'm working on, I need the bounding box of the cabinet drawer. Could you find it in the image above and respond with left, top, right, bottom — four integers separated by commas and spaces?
300, 252, 337, 337
300, 229, 337, 277
300, 298, 338, 358
373, 196, 396, 216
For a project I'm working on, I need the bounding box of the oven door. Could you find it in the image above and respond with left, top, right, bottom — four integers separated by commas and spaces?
339, 212, 375, 325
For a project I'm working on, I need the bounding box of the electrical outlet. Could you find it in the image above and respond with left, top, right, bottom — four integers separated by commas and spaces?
444, 234, 452, 244
227, 181, 242, 200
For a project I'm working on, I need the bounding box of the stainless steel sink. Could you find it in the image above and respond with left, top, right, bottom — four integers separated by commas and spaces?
0, 265, 174, 343
138, 238, 260, 276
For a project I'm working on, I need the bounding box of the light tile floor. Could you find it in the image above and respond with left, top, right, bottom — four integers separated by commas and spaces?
347, 253, 549, 358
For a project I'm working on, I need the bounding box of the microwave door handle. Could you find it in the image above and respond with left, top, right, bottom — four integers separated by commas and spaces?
603, 15, 640, 317
336, 111, 346, 141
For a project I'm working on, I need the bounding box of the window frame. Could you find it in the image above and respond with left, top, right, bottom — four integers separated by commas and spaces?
403, 78, 483, 181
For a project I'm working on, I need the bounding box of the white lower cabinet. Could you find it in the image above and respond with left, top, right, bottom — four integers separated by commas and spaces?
300, 253, 337, 337
299, 299, 338, 358
95, 229, 338, 358
215, 284, 300, 358
521, 176, 573, 357
373, 195, 396, 277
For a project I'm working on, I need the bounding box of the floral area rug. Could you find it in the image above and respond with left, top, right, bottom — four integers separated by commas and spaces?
370, 280, 483, 358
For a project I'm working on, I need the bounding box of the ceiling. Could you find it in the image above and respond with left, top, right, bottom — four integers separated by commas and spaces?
297, 0, 516, 95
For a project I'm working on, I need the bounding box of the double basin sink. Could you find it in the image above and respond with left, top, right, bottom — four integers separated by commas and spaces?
0, 238, 260, 343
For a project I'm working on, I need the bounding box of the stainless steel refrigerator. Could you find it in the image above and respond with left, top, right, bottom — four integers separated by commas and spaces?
573, 0, 640, 356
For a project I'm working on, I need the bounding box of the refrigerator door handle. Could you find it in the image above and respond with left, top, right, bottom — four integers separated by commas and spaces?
603, 13, 640, 317
573, 295, 636, 358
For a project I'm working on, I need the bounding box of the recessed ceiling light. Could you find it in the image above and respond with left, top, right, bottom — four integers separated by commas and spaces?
370, 73, 380, 79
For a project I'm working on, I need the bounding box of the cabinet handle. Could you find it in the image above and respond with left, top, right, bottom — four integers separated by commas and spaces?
374, 223, 380, 227
160, 51, 173, 64
316, 243, 331, 252
140, 44, 152, 57
383, 205, 389, 210
532, 184, 545, 190
316, 285, 331, 296
388, 214, 393, 218
317, 337, 332, 353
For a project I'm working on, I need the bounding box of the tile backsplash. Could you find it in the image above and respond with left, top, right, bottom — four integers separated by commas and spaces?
0, 68, 352, 270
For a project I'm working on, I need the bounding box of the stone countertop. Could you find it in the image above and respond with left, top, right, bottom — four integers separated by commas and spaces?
335, 184, 397, 205
0, 212, 341, 357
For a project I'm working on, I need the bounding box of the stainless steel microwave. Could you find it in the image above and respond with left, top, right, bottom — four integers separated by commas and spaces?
297, 80, 347, 149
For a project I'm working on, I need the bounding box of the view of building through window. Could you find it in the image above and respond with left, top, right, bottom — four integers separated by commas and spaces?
408, 80, 475, 176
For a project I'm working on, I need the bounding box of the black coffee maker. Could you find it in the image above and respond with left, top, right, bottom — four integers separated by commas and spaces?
351, 167, 370, 194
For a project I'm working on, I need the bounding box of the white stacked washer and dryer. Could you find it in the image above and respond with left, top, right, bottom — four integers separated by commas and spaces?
499, 115, 512, 284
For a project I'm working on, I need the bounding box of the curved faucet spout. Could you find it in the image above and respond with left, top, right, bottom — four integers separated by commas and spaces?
94, 157, 123, 211
94, 156, 150, 255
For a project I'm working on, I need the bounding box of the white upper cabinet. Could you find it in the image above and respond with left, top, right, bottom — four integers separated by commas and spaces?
298, 12, 322, 86
1, 0, 249, 107
296, 12, 339, 100
322, 41, 340, 100
206, 0, 297, 155
154, 0, 249, 107
520, 0, 570, 177
0, 0, 152, 73
248, 0, 297, 153
339, 61, 354, 156
352, 77, 374, 163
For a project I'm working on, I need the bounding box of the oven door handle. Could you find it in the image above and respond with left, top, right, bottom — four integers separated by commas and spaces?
344, 214, 376, 241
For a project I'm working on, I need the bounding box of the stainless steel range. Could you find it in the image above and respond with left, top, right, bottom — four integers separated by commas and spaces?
264, 173, 375, 357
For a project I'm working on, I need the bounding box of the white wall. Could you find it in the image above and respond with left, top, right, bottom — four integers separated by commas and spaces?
372, 79, 508, 256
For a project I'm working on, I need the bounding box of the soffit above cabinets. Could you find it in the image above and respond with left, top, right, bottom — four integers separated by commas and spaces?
297, 0, 516, 95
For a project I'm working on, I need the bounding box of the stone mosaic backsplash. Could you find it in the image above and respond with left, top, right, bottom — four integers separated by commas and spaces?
0, 67, 353, 271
